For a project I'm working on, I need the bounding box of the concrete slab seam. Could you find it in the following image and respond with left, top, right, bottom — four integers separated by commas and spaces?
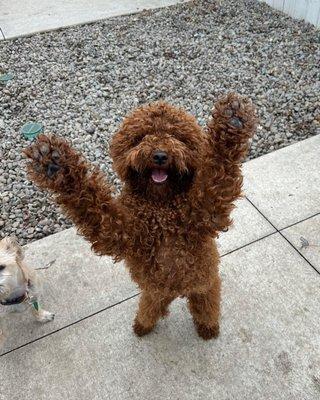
279, 211, 320, 232
245, 196, 320, 276
0, 292, 140, 358
220, 231, 277, 258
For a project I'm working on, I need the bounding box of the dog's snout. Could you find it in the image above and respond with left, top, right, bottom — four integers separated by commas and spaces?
153, 150, 168, 166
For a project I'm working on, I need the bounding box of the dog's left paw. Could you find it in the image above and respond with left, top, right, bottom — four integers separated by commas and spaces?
35, 310, 55, 323
211, 92, 257, 141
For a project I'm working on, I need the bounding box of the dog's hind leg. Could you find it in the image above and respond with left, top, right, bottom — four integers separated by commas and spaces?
188, 276, 221, 340
133, 291, 174, 337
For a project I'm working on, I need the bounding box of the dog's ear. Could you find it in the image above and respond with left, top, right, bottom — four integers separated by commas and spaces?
0, 237, 25, 261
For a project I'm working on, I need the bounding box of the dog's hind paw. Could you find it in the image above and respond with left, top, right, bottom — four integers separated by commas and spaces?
195, 323, 219, 340
133, 319, 154, 337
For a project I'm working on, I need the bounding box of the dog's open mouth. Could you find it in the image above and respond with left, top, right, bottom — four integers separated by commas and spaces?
151, 168, 168, 183
127, 166, 194, 196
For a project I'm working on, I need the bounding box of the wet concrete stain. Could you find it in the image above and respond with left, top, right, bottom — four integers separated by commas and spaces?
275, 351, 293, 375
238, 328, 252, 344
312, 375, 320, 393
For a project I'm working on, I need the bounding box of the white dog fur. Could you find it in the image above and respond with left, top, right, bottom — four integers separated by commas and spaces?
0, 237, 54, 347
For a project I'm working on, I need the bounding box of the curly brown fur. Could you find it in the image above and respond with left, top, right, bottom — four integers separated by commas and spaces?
188, 277, 221, 340
24, 93, 257, 340
133, 291, 175, 337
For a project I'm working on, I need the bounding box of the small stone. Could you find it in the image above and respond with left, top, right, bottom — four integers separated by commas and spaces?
86, 125, 96, 134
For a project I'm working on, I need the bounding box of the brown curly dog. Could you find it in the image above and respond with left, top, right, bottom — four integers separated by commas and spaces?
24, 93, 257, 340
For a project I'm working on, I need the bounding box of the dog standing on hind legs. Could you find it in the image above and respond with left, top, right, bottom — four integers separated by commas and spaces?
24, 93, 257, 340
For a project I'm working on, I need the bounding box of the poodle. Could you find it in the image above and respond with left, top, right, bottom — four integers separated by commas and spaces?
24, 93, 257, 340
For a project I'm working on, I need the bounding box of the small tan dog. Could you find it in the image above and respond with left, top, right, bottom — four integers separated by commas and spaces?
0, 237, 54, 346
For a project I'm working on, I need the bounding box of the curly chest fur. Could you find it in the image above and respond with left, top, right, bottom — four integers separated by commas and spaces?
123, 200, 219, 294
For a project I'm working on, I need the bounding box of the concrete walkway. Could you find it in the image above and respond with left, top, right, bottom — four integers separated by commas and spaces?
0, 0, 188, 39
0, 135, 319, 399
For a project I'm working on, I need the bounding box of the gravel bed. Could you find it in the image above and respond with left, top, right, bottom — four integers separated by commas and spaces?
0, 0, 319, 244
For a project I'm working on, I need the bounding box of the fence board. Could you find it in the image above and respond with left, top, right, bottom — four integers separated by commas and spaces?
305, 0, 320, 25
272, 0, 284, 11
259, 0, 320, 26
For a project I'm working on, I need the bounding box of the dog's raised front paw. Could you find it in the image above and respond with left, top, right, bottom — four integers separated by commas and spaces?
212, 92, 257, 140
23, 134, 84, 192
24, 135, 62, 180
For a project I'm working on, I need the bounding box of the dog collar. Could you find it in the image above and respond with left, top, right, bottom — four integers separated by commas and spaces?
0, 279, 31, 307
0, 292, 28, 306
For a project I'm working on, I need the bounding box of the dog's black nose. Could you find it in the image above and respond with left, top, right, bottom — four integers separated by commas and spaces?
153, 151, 168, 166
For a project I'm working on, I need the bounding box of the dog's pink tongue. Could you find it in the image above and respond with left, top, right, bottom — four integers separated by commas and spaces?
151, 169, 168, 183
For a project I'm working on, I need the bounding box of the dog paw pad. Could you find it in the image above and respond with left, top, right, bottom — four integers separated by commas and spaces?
231, 100, 241, 110
39, 143, 50, 156
229, 117, 243, 129
224, 108, 233, 117
46, 163, 60, 178
51, 150, 60, 162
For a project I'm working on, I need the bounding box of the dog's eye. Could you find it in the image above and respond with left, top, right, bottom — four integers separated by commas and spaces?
131, 135, 143, 147
0, 265, 5, 271
176, 136, 189, 145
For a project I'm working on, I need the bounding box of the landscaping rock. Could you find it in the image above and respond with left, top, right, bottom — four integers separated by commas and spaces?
0, 0, 319, 244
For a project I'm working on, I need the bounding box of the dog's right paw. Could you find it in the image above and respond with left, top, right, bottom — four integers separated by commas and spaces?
133, 319, 154, 337
23, 134, 84, 192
